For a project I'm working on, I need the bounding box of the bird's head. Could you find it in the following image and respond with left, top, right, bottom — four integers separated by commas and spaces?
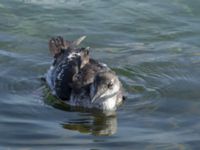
90, 71, 123, 110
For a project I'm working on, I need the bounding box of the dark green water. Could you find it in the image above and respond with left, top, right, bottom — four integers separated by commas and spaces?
1, 0, 200, 149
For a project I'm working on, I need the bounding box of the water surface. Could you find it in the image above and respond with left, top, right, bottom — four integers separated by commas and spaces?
1, 0, 200, 149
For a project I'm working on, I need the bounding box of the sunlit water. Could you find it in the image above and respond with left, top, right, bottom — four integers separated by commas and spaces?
1, 0, 200, 149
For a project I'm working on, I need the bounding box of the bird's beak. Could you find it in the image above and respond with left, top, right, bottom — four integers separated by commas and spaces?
91, 93, 100, 103
91, 87, 104, 103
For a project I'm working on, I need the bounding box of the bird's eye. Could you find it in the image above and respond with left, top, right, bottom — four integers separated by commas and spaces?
107, 82, 113, 89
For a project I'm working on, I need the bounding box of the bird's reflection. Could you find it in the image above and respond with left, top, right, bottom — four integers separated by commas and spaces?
44, 90, 118, 136
62, 112, 117, 136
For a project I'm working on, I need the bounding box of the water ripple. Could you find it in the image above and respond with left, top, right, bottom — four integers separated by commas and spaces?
1, 0, 200, 149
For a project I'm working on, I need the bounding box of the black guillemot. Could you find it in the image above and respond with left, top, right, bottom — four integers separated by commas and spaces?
45, 36, 124, 111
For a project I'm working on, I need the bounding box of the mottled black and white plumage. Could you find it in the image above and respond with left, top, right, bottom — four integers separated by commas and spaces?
46, 36, 124, 111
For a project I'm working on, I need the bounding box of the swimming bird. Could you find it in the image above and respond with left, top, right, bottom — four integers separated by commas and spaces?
46, 36, 124, 111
